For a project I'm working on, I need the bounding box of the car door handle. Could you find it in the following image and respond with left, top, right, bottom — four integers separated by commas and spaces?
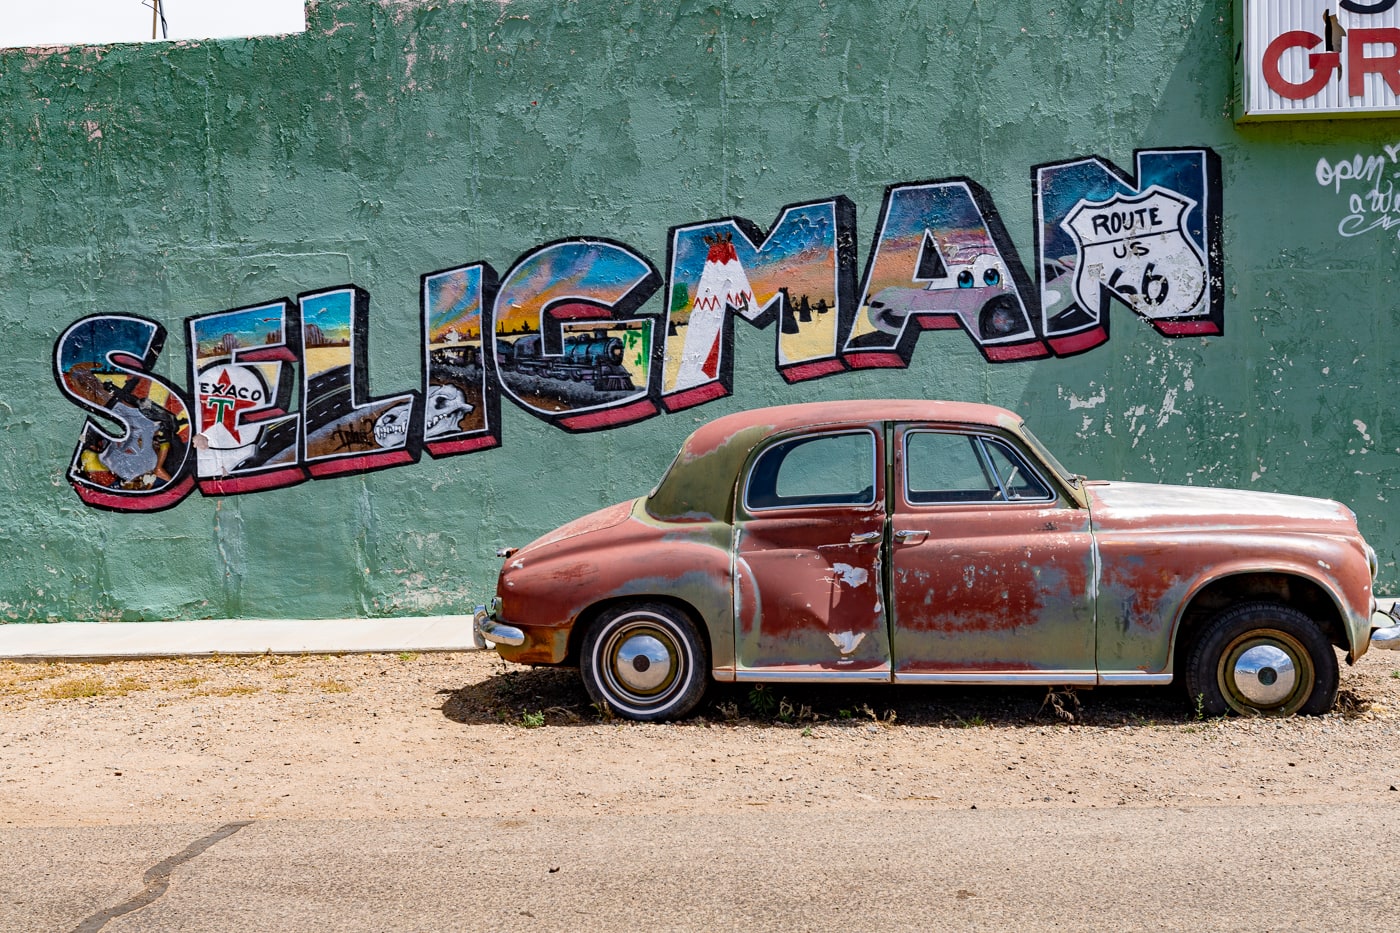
849, 531, 881, 543
895, 529, 929, 542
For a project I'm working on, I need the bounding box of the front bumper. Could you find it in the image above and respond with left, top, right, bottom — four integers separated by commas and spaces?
1371, 603, 1400, 651
472, 600, 525, 649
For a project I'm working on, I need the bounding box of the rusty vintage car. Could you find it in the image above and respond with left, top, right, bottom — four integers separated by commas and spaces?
473, 400, 1400, 721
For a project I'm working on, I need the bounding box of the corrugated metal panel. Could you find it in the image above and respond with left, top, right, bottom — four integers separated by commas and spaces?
1239, 0, 1400, 119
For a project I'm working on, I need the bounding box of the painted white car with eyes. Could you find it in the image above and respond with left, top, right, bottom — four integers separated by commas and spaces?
861, 243, 1033, 347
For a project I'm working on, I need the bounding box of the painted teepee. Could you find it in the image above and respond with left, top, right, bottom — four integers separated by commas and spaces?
673, 232, 756, 391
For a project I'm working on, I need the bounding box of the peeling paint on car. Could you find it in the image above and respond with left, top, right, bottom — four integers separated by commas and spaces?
831, 563, 868, 588
479, 400, 1379, 713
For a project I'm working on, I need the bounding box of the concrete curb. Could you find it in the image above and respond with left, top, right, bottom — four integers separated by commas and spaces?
0, 617, 481, 661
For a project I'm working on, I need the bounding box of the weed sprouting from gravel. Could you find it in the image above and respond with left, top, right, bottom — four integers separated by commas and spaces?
1038, 687, 1081, 723
856, 703, 897, 725
746, 684, 777, 717
42, 675, 149, 700
191, 684, 260, 697
777, 697, 819, 724
44, 677, 106, 699
516, 707, 582, 728
1333, 688, 1371, 718
714, 701, 740, 722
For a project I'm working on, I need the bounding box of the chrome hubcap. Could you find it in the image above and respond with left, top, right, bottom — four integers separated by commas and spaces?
597, 612, 686, 709
1231, 644, 1297, 707
613, 633, 673, 694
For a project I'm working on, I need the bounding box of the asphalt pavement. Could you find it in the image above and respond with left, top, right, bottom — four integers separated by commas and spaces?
6, 804, 1397, 931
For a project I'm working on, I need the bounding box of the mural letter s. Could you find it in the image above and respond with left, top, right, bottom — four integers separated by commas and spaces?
54, 315, 195, 512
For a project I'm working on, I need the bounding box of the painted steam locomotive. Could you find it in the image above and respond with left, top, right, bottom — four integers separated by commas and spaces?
498, 332, 636, 392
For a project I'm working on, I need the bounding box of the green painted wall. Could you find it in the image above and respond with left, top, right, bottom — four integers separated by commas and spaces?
3, 0, 1398, 623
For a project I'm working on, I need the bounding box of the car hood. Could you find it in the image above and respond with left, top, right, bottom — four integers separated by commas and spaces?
517, 498, 640, 554
1084, 481, 1357, 533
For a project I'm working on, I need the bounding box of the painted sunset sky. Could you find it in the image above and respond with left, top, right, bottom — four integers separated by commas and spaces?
669, 204, 841, 313
300, 290, 355, 344
191, 303, 286, 360
493, 242, 654, 335
863, 183, 997, 295
426, 267, 484, 344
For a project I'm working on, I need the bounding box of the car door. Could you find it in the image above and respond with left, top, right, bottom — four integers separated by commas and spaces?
733, 426, 891, 681
889, 425, 1097, 683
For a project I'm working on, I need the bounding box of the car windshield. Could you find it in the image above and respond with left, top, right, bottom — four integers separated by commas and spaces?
1020, 424, 1079, 487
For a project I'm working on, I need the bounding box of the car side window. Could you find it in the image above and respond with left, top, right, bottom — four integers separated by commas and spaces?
904, 431, 1052, 504
904, 433, 992, 502
745, 431, 876, 511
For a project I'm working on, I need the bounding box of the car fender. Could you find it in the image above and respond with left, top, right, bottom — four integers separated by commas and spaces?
495, 503, 734, 667
1097, 532, 1374, 676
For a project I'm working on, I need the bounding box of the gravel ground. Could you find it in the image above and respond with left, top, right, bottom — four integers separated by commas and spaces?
3, 648, 1399, 827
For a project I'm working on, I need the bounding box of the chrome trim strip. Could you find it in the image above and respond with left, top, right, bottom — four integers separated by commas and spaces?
734, 670, 893, 683
975, 435, 1011, 502
893, 671, 1097, 686
1098, 671, 1174, 686
732, 669, 1176, 685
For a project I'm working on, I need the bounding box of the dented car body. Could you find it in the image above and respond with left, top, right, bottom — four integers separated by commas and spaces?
475, 400, 1399, 721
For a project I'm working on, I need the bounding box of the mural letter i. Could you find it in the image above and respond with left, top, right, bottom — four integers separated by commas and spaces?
421, 263, 502, 458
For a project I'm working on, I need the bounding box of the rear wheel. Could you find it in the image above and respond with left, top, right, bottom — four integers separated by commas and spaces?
580, 602, 709, 722
1184, 602, 1338, 717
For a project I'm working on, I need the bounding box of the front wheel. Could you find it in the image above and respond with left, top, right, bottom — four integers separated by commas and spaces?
1184, 602, 1338, 717
580, 602, 709, 721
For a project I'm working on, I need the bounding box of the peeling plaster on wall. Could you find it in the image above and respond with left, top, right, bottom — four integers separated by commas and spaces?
1060, 385, 1107, 410
1155, 388, 1182, 429
6, 0, 1400, 625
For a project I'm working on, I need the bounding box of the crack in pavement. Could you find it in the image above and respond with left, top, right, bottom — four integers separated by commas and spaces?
72, 820, 255, 932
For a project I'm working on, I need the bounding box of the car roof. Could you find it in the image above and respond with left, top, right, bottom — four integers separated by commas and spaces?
646, 399, 1024, 522
690, 399, 1021, 436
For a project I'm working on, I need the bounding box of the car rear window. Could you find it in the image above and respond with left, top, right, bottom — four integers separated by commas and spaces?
745, 431, 876, 510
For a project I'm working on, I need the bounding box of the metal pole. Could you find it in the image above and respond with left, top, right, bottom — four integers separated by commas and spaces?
151, 0, 159, 40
